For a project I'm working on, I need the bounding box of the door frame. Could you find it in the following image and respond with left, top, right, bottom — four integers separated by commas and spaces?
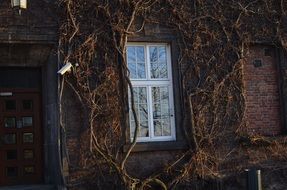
0, 43, 63, 187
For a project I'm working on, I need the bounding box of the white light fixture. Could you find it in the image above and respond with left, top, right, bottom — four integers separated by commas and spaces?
11, 0, 27, 14
57, 62, 73, 75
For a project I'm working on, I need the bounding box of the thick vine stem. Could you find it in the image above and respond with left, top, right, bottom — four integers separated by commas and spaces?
58, 0, 287, 189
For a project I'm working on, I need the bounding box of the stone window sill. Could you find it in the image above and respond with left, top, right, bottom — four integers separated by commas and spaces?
123, 141, 188, 152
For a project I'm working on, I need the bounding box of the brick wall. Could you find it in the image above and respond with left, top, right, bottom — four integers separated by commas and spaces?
243, 45, 282, 136
0, 0, 57, 42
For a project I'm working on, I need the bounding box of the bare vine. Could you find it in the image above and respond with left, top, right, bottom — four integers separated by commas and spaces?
58, 0, 287, 189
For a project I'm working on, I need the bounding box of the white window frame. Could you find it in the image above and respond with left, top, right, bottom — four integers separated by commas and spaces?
127, 43, 176, 142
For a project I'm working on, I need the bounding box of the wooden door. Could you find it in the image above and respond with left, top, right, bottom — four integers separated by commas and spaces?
0, 90, 43, 185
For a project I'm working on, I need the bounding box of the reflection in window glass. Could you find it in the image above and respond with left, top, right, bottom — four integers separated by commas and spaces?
23, 133, 33, 143
3, 134, 16, 144
22, 117, 33, 127
24, 149, 34, 159
127, 46, 146, 79
4, 117, 16, 128
24, 166, 35, 175
129, 87, 149, 137
6, 167, 18, 177
5, 100, 16, 110
23, 100, 33, 110
149, 46, 168, 79
152, 87, 171, 136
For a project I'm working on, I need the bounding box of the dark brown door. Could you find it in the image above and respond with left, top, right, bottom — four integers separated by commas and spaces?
0, 90, 43, 185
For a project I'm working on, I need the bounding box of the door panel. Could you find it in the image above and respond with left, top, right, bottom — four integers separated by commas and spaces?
0, 90, 43, 185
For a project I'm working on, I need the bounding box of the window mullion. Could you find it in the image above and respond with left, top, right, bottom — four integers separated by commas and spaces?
146, 45, 150, 80
147, 85, 154, 140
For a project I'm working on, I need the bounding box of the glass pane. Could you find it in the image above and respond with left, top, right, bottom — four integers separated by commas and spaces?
162, 119, 171, 136
137, 47, 145, 62
161, 88, 169, 104
129, 87, 149, 138
3, 134, 16, 144
158, 47, 167, 62
22, 117, 33, 127
128, 62, 136, 78
24, 166, 34, 175
139, 104, 148, 120
128, 46, 146, 79
17, 119, 23, 128
24, 149, 34, 159
153, 104, 161, 119
6, 167, 18, 177
161, 104, 169, 118
130, 120, 135, 137
23, 100, 33, 110
138, 88, 147, 103
5, 100, 16, 110
139, 120, 149, 137
154, 120, 162, 136
152, 87, 160, 103
152, 87, 171, 137
159, 62, 168, 78
4, 117, 16, 128
149, 46, 158, 62
137, 62, 146, 78
7, 150, 17, 160
150, 46, 168, 79
127, 47, 136, 63
150, 62, 159, 78
127, 46, 136, 79
23, 133, 33, 143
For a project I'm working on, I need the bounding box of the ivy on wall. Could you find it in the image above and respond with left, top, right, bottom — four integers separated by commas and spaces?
58, 0, 287, 189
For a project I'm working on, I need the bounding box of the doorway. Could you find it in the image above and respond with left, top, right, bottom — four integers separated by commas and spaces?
0, 68, 43, 186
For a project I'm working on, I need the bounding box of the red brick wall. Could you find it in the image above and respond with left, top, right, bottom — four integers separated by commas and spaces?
243, 45, 282, 136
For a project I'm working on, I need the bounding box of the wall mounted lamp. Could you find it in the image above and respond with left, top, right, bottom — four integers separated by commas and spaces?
11, 0, 27, 14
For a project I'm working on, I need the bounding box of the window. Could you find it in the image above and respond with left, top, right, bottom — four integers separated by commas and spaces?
127, 43, 175, 142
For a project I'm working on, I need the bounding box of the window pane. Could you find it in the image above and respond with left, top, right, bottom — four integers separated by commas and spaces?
23, 133, 33, 143
138, 87, 147, 103
6, 167, 18, 177
3, 134, 16, 144
127, 46, 146, 79
128, 62, 136, 78
4, 117, 16, 128
7, 150, 17, 160
150, 46, 168, 79
162, 119, 171, 136
154, 120, 162, 136
5, 100, 16, 110
22, 117, 33, 127
149, 46, 157, 62
158, 47, 167, 62
129, 87, 149, 138
23, 100, 33, 110
127, 47, 136, 62
24, 149, 34, 159
140, 120, 149, 137
137, 47, 145, 62
24, 166, 35, 175
152, 87, 171, 136
138, 62, 146, 78
159, 62, 168, 78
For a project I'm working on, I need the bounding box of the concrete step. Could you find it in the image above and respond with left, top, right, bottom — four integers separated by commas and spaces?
0, 185, 56, 190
